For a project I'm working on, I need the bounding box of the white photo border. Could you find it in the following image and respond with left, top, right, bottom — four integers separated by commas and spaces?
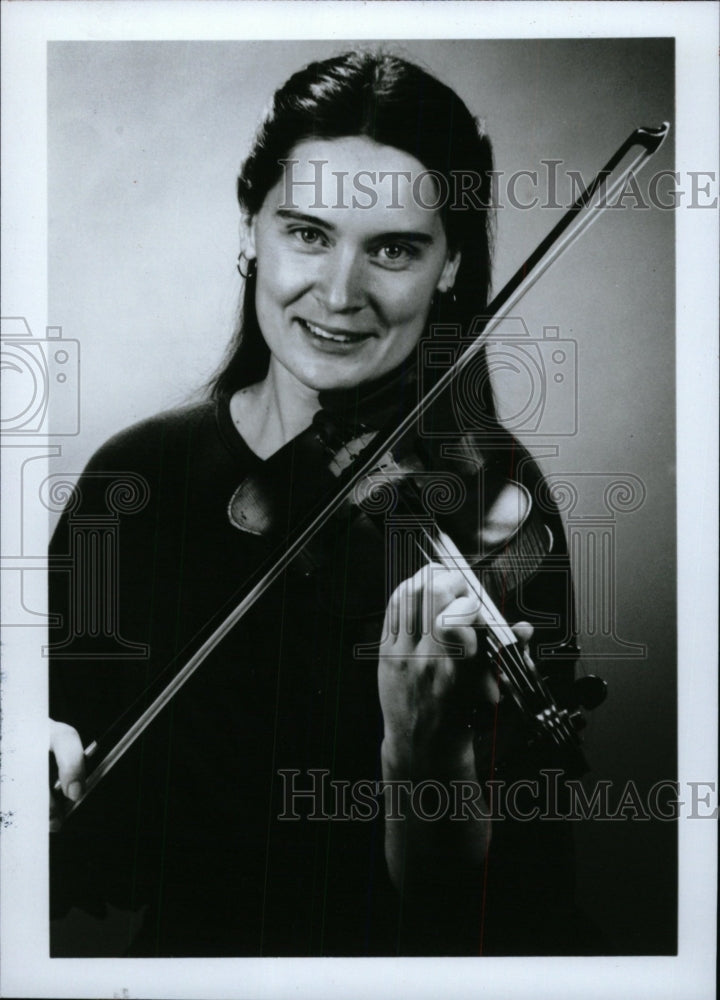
1, 2, 717, 998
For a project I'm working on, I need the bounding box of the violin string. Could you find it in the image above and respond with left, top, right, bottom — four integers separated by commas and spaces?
393, 460, 580, 752
421, 526, 580, 750
484, 635, 563, 745
413, 528, 561, 741
418, 487, 585, 749
388, 454, 561, 735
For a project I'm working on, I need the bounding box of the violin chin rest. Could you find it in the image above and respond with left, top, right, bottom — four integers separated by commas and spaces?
227, 476, 274, 535
477, 480, 531, 548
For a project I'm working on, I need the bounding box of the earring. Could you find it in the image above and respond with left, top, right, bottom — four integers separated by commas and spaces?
237, 252, 257, 279
435, 286, 457, 306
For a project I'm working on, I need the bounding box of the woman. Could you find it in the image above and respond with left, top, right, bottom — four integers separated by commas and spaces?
49, 51, 580, 956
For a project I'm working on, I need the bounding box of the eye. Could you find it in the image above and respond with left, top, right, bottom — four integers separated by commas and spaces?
374, 242, 419, 268
290, 226, 328, 247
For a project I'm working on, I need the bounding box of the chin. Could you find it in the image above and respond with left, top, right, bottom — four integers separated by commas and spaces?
287, 354, 381, 393
300, 368, 372, 393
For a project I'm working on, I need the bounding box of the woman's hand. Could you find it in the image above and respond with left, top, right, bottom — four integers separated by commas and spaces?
379, 561, 503, 775
378, 559, 534, 889
49, 719, 85, 832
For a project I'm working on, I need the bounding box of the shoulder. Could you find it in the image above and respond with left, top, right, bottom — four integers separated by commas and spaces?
84, 400, 218, 474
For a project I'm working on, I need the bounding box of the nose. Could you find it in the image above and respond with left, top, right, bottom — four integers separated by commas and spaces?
315, 246, 366, 313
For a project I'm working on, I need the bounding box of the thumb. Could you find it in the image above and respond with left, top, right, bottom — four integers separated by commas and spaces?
50, 719, 86, 802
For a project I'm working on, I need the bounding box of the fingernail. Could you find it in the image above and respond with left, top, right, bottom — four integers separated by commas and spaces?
67, 780, 82, 802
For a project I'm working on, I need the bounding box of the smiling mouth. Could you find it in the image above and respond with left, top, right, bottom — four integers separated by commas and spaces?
298, 318, 374, 345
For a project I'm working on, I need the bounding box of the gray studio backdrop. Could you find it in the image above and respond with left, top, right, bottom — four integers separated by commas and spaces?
48, 39, 675, 954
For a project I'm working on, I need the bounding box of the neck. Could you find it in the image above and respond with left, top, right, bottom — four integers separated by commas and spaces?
230, 359, 321, 459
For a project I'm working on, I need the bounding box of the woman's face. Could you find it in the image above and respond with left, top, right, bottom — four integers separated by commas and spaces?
244, 136, 460, 393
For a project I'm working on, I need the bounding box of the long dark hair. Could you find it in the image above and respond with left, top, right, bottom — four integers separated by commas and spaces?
211, 50, 497, 420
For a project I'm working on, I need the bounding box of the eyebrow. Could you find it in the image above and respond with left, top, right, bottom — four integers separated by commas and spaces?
275, 209, 435, 245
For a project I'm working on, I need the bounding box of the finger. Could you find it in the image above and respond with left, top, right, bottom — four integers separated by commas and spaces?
512, 622, 535, 671
385, 580, 402, 640
436, 529, 475, 575
479, 665, 501, 705
412, 566, 428, 642
512, 621, 534, 646
438, 593, 482, 631
391, 562, 450, 642
385, 567, 422, 645
425, 565, 474, 626
435, 595, 481, 658
387, 562, 476, 647
50, 719, 86, 802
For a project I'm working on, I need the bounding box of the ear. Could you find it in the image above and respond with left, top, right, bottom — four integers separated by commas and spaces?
239, 214, 257, 260
437, 250, 461, 293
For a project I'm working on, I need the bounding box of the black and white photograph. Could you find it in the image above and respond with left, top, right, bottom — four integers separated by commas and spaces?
1, 3, 717, 998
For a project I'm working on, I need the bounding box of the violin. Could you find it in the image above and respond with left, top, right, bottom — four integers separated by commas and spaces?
228, 398, 604, 777
55, 122, 669, 813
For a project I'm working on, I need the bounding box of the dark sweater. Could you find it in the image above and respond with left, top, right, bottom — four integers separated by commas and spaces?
50, 396, 582, 956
